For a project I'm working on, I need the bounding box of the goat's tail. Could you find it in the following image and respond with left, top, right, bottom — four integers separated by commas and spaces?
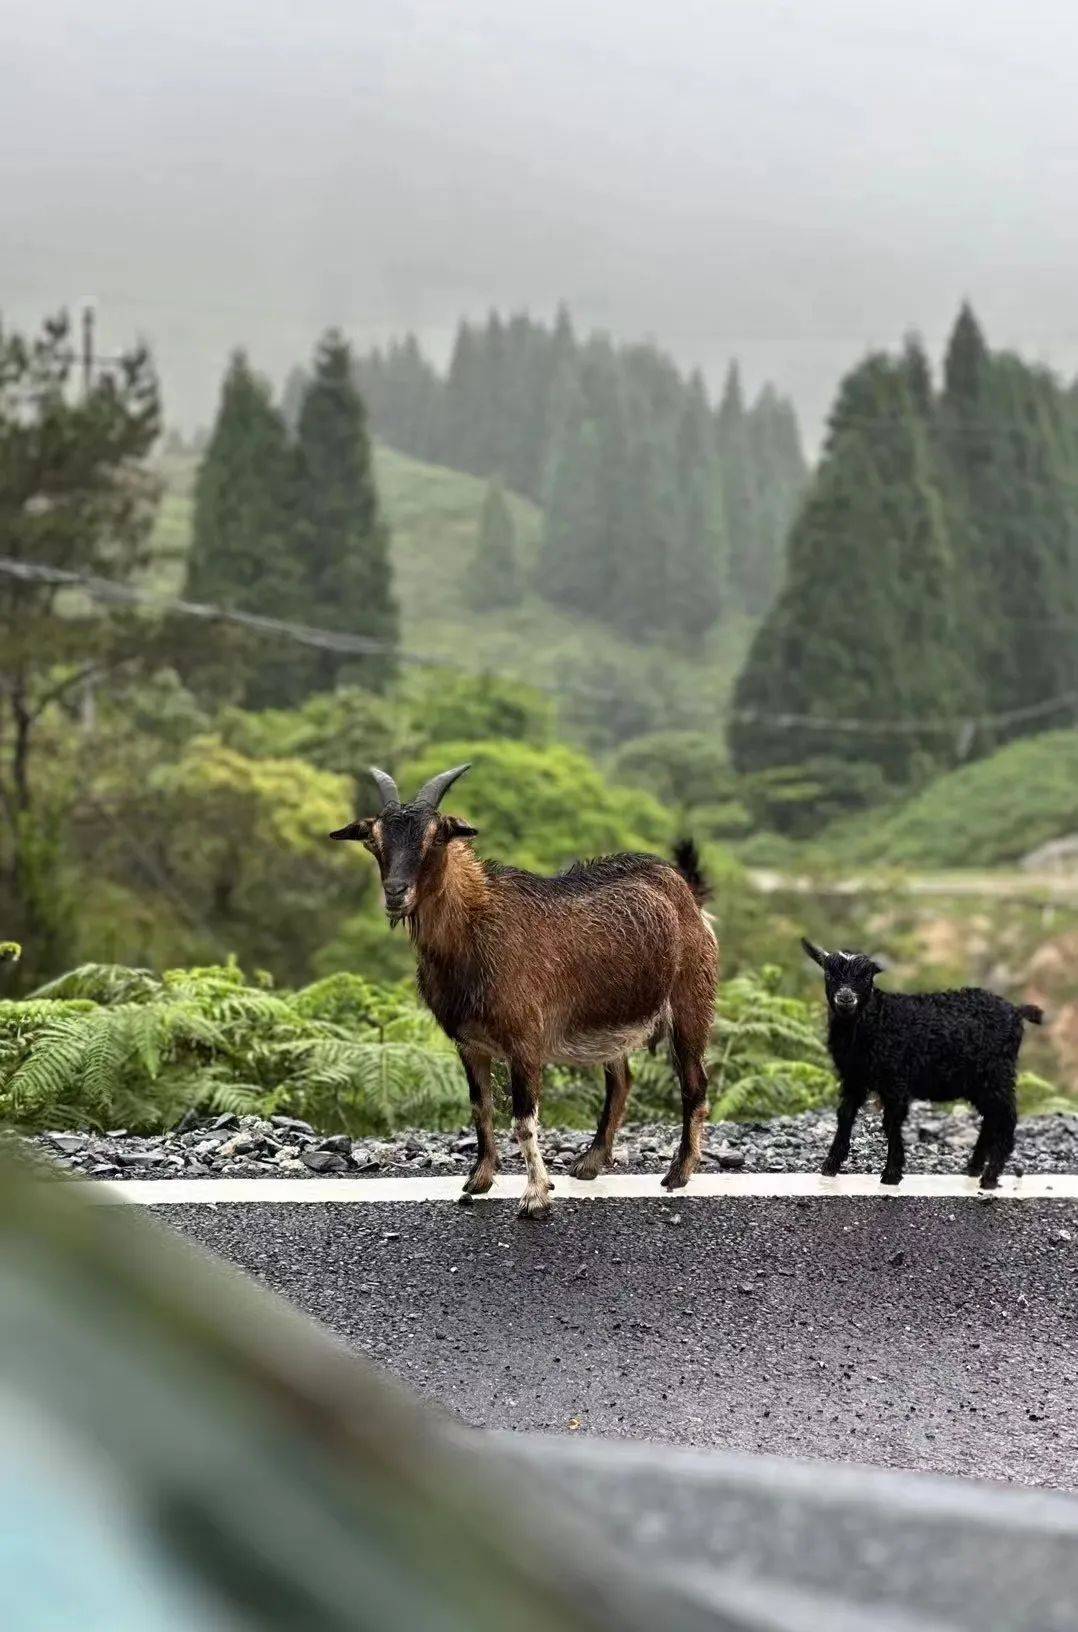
672, 837, 711, 906
1018, 1003, 1045, 1026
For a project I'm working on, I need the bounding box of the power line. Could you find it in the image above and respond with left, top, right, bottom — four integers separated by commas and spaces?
2, 553, 1076, 740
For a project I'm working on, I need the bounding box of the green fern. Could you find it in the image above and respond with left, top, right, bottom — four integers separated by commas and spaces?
2, 956, 1067, 1136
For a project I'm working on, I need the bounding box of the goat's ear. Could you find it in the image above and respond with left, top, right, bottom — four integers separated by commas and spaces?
329, 817, 374, 842
441, 814, 478, 841
868, 954, 888, 977
801, 937, 827, 968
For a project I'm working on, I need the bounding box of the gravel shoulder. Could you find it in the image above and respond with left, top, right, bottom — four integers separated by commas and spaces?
30, 1106, 1078, 1183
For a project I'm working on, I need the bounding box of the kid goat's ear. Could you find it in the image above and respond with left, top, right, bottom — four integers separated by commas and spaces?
329, 817, 374, 841
801, 936, 828, 968
868, 954, 888, 976
441, 814, 478, 841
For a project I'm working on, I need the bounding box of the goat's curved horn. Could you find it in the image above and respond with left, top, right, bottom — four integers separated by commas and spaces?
414, 762, 472, 809
369, 766, 401, 810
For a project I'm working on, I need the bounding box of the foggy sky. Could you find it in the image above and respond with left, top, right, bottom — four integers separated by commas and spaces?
6, 0, 1078, 443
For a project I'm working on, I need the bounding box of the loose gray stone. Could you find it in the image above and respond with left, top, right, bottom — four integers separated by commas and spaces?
271, 1115, 316, 1135
301, 1150, 349, 1174
46, 1133, 88, 1155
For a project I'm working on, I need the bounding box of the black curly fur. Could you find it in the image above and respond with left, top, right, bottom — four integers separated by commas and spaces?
803, 942, 1038, 1190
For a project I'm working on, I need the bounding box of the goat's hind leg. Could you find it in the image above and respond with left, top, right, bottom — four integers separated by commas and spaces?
880, 1099, 909, 1186
978, 1083, 1017, 1191
510, 1060, 552, 1218
570, 1057, 631, 1180
662, 1028, 709, 1191
965, 1120, 990, 1179
459, 1048, 499, 1195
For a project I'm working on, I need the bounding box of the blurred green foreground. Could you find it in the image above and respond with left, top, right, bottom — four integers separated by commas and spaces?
0, 1153, 697, 1632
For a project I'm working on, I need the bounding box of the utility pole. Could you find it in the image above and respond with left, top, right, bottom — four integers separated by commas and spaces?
81, 304, 95, 398
75, 301, 127, 397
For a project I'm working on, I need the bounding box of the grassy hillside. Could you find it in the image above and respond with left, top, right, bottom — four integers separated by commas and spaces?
148, 443, 756, 749
825, 730, 1078, 869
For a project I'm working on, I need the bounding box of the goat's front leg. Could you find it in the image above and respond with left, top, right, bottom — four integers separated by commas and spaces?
821, 1086, 867, 1176
510, 1059, 551, 1218
459, 1048, 499, 1195
880, 1098, 909, 1186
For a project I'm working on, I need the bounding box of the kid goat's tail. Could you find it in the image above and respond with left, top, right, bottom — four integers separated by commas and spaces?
1018, 1003, 1045, 1025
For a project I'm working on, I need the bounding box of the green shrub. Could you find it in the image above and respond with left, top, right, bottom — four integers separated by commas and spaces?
1017, 1071, 1076, 1117
608, 730, 732, 812
739, 758, 891, 839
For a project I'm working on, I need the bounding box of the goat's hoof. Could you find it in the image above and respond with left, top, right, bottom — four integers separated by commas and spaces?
661, 1166, 689, 1191
462, 1164, 498, 1196
517, 1187, 552, 1219
979, 1174, 1000, 1191
820, 1158, 842, 1177
880, 1169, 903, 1186
568, 1149, 606, 1180
965, 1159, 985, 1178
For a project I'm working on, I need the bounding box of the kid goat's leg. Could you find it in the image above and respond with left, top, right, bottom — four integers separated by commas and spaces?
511, 1060, 552, 1218
821, 1086, 867, 1176
979, 1081, 1018, 1191
459, 1047, 499, 1195
880, 1098, 910, 1186
570, 1057, 632, 1180
965, 1121, 990, 1178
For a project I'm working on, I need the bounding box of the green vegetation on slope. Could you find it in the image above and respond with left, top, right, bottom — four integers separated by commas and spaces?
829, 730, 1078, 869
152, 441, 758, 751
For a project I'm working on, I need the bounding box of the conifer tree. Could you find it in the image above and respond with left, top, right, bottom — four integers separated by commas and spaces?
294, 330, 398, 693
539, 370, 607, 614
442, 320, 484, 474
941, 304, 1078, 734
280, 365, 308, 435
186, 352, 298, 612
348, 308, 806, 643
467, 479, 523, 610
716, 363, 764, 613
746, 384, 807, 615
184, 353, 304, 704
670, 374, 726, 638
729, 355, 975, 781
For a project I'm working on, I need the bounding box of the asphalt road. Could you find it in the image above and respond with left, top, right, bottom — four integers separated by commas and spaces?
162, 1192, 1078, 1490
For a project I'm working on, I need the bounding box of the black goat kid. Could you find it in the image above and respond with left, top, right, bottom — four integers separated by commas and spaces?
802, 940, 1042, 1190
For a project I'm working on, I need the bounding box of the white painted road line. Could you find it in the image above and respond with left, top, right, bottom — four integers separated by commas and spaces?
84, 1172, 1078, 1205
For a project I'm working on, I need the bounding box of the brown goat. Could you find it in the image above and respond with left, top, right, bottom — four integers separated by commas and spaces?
330, 763, 718, 1217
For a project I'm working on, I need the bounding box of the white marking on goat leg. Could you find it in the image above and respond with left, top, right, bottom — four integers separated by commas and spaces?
514, 1112, 551, 1214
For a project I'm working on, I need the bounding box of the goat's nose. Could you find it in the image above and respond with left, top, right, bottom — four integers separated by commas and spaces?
834, 988, 857, 1009
384, 884, 408, 908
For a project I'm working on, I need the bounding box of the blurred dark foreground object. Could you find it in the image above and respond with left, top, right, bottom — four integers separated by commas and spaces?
4, 1156, 1078, 1632
0, 1152, 714, 1632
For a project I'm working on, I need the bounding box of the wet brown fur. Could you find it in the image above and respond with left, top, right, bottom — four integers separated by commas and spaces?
399, 826, 718, 1214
